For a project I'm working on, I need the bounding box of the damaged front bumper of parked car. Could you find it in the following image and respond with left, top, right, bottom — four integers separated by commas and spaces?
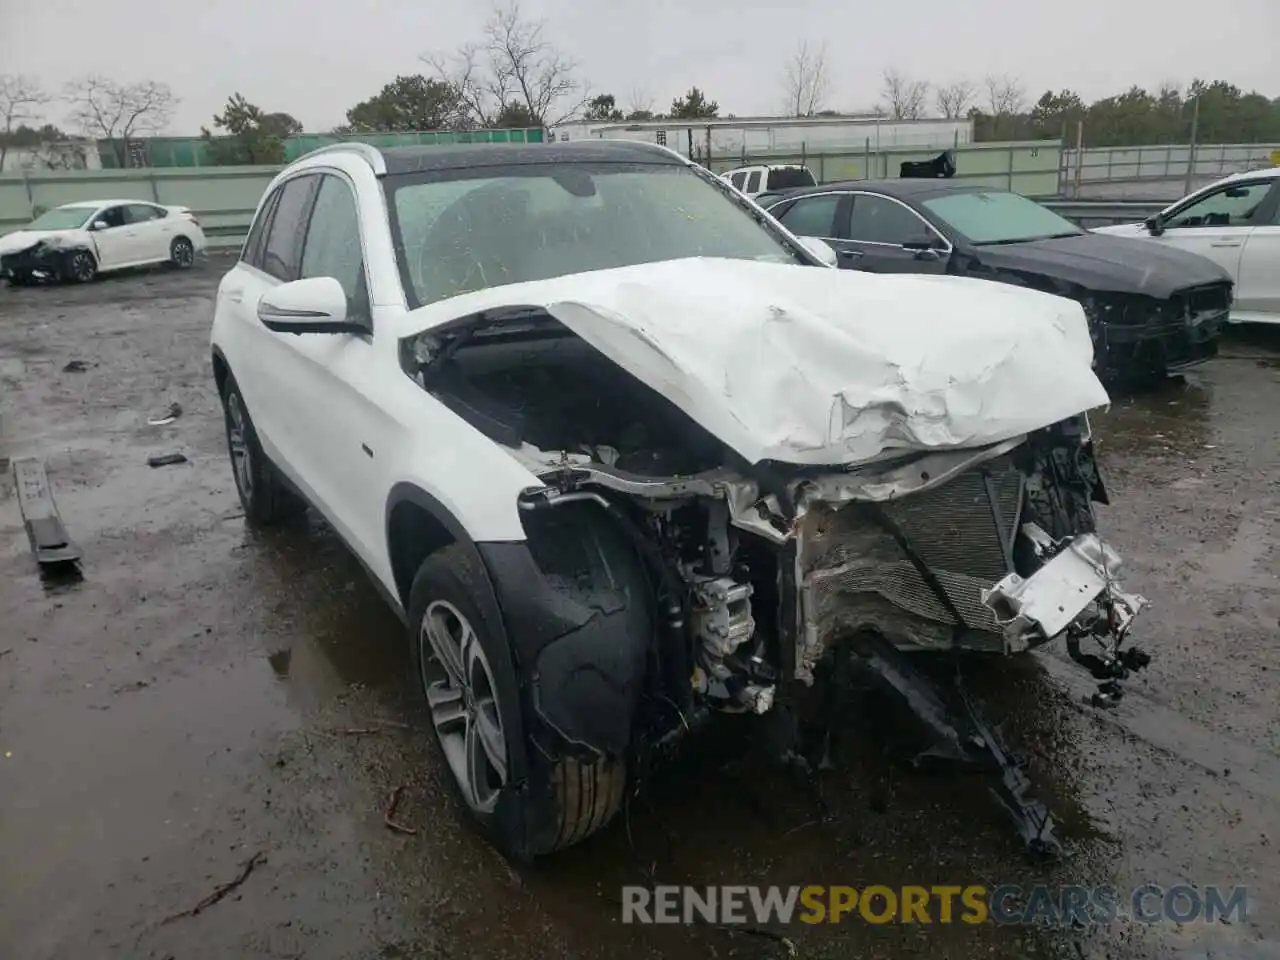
0, 236, 88, 283
1084, 281, 1231, 378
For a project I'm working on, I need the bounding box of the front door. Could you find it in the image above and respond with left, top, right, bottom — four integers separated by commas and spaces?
833, 192, 951, 275
1236, 215, 1280, 320
1151, 178, 1280, 287
88, 204, 134, 268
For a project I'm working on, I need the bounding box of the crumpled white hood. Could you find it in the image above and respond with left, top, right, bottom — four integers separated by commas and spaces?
404, 257, 1110, 467
0, 229, 74, 256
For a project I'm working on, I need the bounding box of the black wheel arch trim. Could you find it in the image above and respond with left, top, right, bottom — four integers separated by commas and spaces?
386, 482, 653, 764
385, 482, 532, 785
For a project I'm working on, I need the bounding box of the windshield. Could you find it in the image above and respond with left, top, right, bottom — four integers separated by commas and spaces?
385, 161, 808, 307
28, 207, 96, 231
921, 190, 1083, 245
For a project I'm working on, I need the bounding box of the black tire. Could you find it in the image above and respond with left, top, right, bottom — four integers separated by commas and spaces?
170, 236, 195, 269
63, 249, 97, 283
408, 543, 627, 859
218, 373, 305, 526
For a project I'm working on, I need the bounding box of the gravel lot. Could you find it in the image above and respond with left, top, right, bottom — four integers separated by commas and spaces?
1, 256, 1277, 960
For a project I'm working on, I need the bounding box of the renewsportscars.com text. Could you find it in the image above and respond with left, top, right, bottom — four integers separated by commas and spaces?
620, 884, 1248, 927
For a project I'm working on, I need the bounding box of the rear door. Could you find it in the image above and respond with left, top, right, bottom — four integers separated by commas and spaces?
221, 174, 321, 481
124, 203, 172, 262
833, 192, 951, 274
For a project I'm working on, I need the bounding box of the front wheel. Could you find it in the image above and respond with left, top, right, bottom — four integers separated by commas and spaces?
408, 545, 627, 859
63, 250, 97, 283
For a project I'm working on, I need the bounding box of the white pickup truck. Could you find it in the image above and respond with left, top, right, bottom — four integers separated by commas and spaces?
721, 163, 816, 199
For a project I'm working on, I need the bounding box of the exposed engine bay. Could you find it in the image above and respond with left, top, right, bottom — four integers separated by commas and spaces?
404, 312, 1152, 856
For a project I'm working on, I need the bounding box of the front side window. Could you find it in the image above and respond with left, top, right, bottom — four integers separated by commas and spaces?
846, 195, 935, 245
262, 175, 319, 281
922, 190, 1082, 245
300, 175, 367, 320
777, 194, 842, 238
730, 172, 747, 189
29, 207, 96, 231
386, 162, 808, 307
1164, 180, 1274, 228
96, 206, 127, 230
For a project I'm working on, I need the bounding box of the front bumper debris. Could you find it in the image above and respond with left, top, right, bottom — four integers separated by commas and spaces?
1, 242, 63, 280
982, 525, 1148, 643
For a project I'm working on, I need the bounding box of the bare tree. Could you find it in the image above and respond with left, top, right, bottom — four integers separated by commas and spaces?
934, 80, 976, 120
64, 76, 176, 166
781, 41, 829, 117
626, 88, 656, 117
0, 75, 53, 170
880, 69, 930, 120
423, 1, 587, 128
983, 73, 1026, 117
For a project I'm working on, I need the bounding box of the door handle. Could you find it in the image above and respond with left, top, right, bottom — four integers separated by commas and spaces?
838, 249, 863, 259
225, 288, 244, 304
1210, 240, 1243, 248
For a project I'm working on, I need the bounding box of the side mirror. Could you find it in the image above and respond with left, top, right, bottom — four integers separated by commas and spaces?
1144, 215, 1165, 236
91, 220, 109, 231
796, 236, 838, 267
257, 277, 362, 335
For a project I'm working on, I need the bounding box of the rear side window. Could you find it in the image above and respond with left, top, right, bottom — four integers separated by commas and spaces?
125, 204, 163, 223
242, 190, 280, 267
745, 171, 762, 193
777, 194, 842, 237
262, 175, 319, 281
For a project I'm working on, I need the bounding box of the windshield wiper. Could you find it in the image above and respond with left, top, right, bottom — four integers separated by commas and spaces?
973, 231, 1082, 246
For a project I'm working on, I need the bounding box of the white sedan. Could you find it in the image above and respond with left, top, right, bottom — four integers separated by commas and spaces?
1093, 167, 1280, 325
0, 199, 208, 285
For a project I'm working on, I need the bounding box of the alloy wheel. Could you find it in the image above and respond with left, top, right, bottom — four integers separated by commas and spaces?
225, 392, 254, 500
419, 599, 508, 813
172, 238, 194, 268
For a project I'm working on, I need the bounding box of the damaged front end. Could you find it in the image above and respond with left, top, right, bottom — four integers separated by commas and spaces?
0, 237, 82, 284
1083, 282, 1230, 380
403, 303, 1150, 857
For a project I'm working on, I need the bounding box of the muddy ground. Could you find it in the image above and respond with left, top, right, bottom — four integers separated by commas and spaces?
1, 256, 1277, 960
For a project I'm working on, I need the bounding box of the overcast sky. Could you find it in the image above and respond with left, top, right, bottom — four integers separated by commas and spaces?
2, 0, 1276, 135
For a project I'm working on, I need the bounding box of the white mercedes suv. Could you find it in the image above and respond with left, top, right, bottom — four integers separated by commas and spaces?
210, 140, 1149, 861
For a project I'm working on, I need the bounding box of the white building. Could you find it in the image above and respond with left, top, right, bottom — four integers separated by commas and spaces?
549, 115, 972, 160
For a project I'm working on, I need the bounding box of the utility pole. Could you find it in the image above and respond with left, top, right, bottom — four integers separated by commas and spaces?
1184, 90, 1200, 198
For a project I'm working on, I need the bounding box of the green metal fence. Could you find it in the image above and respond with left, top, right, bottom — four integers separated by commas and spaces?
1, 139, 1067, 243
97, 128, 546, 168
